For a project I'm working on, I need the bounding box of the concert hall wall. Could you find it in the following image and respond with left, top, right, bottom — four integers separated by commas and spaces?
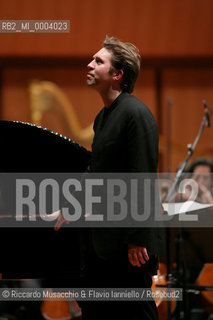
0, 0, 213, 171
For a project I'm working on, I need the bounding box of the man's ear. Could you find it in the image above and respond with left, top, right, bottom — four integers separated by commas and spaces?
113, 69, 123, 81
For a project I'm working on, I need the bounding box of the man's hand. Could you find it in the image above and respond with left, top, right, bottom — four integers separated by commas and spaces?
197, 183, 213, 204
54, 210, 69, 231
128, 245, 149, 267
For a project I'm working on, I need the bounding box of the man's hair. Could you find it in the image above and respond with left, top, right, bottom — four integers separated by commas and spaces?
185, 157, 213, 174
103, 36, 141, 93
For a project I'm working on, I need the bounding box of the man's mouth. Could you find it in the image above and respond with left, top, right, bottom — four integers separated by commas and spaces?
87, 73, 94, 79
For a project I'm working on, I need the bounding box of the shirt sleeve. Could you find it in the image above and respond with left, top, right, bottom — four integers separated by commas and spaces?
124, 105, 162, 251
126, 105, 159, 173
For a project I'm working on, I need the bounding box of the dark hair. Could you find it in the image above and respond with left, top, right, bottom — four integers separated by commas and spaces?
185, 157, 213, 174
103, 36, 141, 93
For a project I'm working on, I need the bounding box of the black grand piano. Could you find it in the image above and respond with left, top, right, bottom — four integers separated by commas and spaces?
0, 120, 91, 286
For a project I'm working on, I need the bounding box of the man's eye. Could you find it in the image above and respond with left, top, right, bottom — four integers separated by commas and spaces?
96, 59, 102, 64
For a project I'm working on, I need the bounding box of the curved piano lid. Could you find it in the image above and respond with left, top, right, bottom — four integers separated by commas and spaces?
0, 120, 91, 172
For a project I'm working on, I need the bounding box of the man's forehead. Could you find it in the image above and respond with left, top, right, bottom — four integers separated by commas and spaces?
93, 47, 112, 60
193, 165, 211, 173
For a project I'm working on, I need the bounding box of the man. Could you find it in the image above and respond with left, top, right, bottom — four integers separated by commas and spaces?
56, 36, 164, 320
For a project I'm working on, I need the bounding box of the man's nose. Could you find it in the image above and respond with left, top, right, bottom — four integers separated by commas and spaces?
87, 60, 94, 70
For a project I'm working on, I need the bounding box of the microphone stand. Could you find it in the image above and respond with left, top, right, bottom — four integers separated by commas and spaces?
164, 102, 211, 320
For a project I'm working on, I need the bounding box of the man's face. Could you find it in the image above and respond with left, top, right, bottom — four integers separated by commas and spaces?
87, 48, 114, 91
192, 165, 212, 189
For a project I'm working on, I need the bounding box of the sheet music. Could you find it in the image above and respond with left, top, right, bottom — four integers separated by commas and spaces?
162, 201, 213, 215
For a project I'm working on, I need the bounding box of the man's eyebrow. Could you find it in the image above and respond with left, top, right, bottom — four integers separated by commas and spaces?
93, 54, 104, 62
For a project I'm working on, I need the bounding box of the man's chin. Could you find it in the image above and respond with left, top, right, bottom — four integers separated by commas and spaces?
86, 79, 95, 86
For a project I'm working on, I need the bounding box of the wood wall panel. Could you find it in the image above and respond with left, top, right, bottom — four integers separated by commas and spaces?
0, 0, 213, 57
133, 69, 157, 119
161, 69, 213, 171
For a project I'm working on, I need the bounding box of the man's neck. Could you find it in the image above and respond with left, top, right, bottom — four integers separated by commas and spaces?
100, 88, 122, 108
